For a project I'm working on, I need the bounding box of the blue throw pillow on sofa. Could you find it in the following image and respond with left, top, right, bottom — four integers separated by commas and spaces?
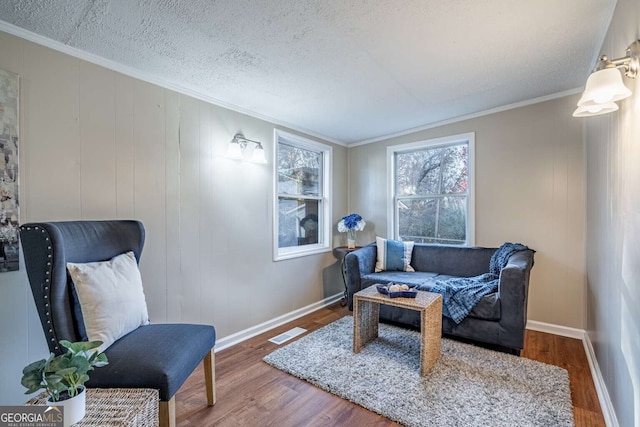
375, 236, 415, 272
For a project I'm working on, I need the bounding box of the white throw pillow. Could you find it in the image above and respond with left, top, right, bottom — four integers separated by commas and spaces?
67, 251, 149, 353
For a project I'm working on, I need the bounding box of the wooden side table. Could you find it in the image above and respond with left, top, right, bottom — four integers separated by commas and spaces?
353, 285, 442, 376
332, 246, 361, 306
27, 388, 159, 427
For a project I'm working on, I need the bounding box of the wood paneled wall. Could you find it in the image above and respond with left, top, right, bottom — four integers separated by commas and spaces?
348, 96, 587, 330
0, 30, 348, 404
584, 0, 640, 424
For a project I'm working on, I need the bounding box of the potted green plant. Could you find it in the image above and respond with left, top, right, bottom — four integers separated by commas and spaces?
21, 340, 108, 427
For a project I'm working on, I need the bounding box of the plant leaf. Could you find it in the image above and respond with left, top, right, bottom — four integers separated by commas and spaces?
69, 355, 90, 372
61, 340, 102, 355
23, 340, 107, 398
22, 359, 46, 374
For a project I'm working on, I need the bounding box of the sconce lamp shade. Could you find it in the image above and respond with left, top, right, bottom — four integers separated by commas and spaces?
577, 68, 631, 106
251, 145, 267, 164
572, 39, 640, 118
226, 141, 243, 159
572, 101, 619, 117
226, 133, 267, 163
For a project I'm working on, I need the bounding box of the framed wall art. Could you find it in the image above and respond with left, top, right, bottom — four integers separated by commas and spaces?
0, 69, 19, 272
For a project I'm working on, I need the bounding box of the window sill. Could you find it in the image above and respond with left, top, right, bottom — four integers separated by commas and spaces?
275, 245, 331, 261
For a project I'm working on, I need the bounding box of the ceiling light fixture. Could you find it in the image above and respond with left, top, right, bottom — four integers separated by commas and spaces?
226, 133, 267, 164
573, 40, 640, 117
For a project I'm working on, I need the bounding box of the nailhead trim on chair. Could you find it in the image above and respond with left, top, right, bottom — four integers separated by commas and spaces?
20, 225, 59, 352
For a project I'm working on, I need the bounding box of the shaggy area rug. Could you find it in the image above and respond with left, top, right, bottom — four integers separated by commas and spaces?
264, 316, 574, 427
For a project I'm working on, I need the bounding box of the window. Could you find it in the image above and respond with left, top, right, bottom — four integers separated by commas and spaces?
387, 133, 475, 245
274, 129, 332, 260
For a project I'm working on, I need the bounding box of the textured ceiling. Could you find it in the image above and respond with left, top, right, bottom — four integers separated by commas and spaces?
0, 0, 615, 144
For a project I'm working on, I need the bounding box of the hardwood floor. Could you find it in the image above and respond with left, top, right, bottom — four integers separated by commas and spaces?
176, 303, 606, 426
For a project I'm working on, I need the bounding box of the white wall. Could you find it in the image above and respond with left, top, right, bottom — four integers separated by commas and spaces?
584, 0, 640, 425
349, 96, 586, 330
0, 30, 348, 404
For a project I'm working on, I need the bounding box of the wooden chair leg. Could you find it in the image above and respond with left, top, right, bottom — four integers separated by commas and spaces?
159, 396, 176, 427
204, 349, 216, 406
158, 350, 214, 426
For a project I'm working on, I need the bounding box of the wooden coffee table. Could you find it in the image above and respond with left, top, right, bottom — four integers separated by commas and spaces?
353, 285, 442, 376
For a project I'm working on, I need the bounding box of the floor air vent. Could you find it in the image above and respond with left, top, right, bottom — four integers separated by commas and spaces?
269, 327, 307, 345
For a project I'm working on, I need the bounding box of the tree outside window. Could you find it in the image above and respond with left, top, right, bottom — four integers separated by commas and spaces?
389, 134, 474, 245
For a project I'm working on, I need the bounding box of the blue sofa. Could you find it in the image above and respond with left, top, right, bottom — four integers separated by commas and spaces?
344, 243, 535, 355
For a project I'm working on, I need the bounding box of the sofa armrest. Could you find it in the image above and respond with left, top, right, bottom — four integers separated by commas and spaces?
344, 244, 376, 309
497, 249, 535, 350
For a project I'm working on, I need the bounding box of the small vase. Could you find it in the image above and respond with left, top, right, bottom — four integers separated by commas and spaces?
347, 229, 357, 249
48, 387, 86, 427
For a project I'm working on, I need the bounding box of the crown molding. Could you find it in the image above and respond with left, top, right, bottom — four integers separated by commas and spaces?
349, 88, 583, 147
0, 20, 347, 147
0, 20, 584, 150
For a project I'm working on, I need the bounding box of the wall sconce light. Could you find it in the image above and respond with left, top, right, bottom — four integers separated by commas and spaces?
226, 133, 267, 164
572, 101, 619, 117
573, 40, 639, 117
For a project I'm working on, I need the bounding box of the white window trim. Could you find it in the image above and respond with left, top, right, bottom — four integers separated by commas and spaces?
273, 129, 332, 261
386, 132, 475, 246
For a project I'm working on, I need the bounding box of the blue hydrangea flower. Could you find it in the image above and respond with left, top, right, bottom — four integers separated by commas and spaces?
337, 213, 366, 232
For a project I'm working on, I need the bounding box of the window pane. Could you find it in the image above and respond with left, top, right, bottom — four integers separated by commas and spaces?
277, 144, 321, 196
392, 136, 472, 246
398, 198, 437, 242
441, 145, 468, 194
278, 197, 320, 248
396, 148, 443, 196
274, 130, 332, 260
437, 196, 467, 243
398, 196, 466, 244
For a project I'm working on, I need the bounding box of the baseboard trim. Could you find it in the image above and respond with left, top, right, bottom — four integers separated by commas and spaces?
525, 320, 585, 339
216, 310, 619, 425
214, 292, 343, 351
526, 320, 618, 426
582, 333, 619, 427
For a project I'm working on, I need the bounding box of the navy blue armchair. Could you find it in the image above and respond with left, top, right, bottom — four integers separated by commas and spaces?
19, 220, 216, 427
